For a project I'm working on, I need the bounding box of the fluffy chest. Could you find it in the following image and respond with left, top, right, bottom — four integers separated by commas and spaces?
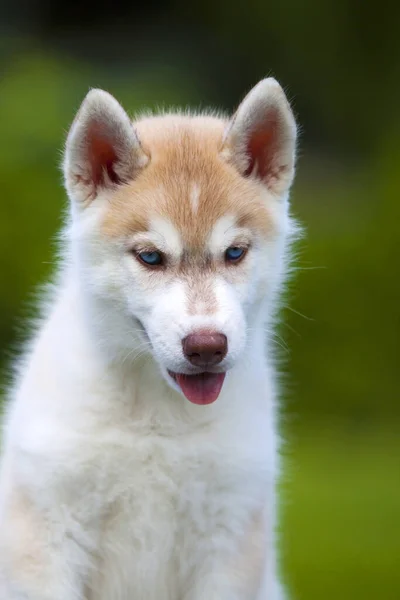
86, 426, 273, 600
95, 424, 272, 520
14, 398, 276, 600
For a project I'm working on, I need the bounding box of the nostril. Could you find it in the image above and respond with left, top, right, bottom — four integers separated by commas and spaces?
182, 331, 228, 367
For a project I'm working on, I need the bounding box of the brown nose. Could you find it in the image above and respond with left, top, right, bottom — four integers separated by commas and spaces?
183, 331, 228, 367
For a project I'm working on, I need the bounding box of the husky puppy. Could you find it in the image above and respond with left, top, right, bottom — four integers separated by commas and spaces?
0, 78, 298, 600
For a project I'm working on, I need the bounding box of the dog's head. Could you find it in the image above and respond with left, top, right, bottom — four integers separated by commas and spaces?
63, 79, 297, 404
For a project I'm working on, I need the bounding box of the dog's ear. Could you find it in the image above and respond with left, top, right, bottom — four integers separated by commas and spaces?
64, 89, 149, 206
222, 78, 297, 196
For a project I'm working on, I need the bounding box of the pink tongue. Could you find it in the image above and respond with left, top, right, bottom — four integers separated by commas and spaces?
176, 373, 226, 405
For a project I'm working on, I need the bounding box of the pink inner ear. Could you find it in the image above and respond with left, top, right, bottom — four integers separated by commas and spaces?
87, 122, 121, 187
244, 113, 278, 180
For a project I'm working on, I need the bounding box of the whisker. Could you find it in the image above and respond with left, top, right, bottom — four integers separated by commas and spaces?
245, 327, 290, 353
121, 341, 152, 365
282, 321, 302, 338
272, 333, 289, 352
283, 305, 314, 321
292, 265, 327, 271
271, 337, 290, 355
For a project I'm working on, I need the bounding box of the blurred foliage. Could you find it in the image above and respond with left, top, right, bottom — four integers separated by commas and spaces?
281, 421, 400, 599
0, 4, 399, 599
283, 137, 400, 423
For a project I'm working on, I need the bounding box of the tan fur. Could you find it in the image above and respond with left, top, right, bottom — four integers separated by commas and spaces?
184, 270, 217, 315
208, 508, 267, 598
0, 484, 47, 591
230, 509, 267, 595
101, 114, 273, 247
100, 115, 277, 316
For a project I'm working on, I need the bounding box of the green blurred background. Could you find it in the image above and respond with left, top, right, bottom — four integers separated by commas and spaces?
0, 2, 399, 598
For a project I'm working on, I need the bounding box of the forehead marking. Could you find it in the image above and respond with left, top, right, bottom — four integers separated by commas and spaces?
149, 216, 183, 256
190, 183, 201, 215
207, 214, 238, 255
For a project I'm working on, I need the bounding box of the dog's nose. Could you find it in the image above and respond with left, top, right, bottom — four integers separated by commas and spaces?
182, 331, 228, 367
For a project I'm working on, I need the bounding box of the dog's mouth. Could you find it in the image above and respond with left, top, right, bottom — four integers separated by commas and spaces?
168, 371, 226, 405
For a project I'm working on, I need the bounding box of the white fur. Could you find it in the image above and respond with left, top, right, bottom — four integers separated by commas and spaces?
148, 216, 184, 257
189, 183, 201, 215
0, 79, 298, 600
208, 215, 238, 254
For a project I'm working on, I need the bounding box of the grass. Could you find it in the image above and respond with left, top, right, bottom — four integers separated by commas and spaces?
280, 420, 400, 599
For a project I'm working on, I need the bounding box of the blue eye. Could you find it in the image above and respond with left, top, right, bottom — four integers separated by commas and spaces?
225, 246, 246, 263
137, 251, 163, 267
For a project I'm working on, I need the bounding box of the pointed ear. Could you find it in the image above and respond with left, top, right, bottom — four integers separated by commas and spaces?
63, 89, 149, 205
222, 78, 297, 196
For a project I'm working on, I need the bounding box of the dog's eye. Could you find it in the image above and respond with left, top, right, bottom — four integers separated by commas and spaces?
225, 246, 246, 263
137, 251, 163, 267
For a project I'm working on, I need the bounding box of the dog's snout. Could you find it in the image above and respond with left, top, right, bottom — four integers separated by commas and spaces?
183, 331, 228, 367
